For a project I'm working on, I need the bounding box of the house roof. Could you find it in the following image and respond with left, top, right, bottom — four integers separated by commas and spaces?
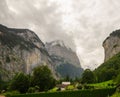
56, 84, 69, 88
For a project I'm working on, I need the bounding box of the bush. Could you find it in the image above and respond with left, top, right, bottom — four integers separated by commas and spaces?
4, 90, 20, 97
82, 69, 95, 84
31, 65, 56, 91
115, 74, 120, 85
8, 88, 115, 97
77, 84, 82, 90
27, 87, 36, 93
10, 72, 29, 93
66, 85, 74, 90
84, 85, 90, 89
27, 86, 40, 93
111, 92, 120, 97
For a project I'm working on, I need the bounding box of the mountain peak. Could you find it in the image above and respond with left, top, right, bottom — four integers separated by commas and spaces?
46, 40, 74, 52
46, 40, 66, 48
103, 29, 120, 61
45, 40, 83, 79
110, 29, 120, 37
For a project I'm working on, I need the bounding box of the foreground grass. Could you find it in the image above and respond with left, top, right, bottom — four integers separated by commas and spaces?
89, 80, 115, 88
111, 92, 120, 97
8, 88, 115, 97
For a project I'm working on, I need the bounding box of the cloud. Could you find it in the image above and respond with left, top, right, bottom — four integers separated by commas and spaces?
1, 0, 120, 69
4, 0, 75, 49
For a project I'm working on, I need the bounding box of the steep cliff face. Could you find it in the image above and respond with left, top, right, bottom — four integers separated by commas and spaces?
0, 24, 55, 81
103, 30, 120, 61
45, 40, 83, 79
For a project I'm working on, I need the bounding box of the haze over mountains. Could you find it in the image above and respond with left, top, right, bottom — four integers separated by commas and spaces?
0, 23, 120, 83
46, 40, 83, 78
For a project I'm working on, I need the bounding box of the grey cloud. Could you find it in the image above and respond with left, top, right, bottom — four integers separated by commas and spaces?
0, 0, 13, 25
4, 0, 75, 49
1, 0, 120, 69
70, 0, 120, 68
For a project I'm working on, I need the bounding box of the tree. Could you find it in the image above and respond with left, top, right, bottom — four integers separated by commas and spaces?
31, 65, 56, 91
81, 69, 95, 84
64, 75, 70, 81
10, 72, 29, 93
97, 68, 116, 82
115, 74, 120, 85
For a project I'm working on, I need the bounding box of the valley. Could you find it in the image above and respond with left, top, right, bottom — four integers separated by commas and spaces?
0, 25, 120, 97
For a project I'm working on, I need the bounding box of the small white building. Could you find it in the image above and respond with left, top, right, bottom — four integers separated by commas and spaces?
62, 82, 71, 85
56, 82, 71, 91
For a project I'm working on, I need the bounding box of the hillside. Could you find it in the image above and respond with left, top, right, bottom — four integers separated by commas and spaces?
94, 52, 120, 82
94, 30, 120, 82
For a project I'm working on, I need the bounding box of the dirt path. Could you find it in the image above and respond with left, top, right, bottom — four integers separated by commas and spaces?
0, 96, 5, 97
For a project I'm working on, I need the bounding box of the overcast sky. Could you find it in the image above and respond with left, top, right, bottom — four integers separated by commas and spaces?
1, 0, 120, 69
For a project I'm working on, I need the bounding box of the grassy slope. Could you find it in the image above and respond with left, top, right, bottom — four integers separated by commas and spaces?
94, 52, 120, 82
111, 92, 120, 97
89, 80, 115, 89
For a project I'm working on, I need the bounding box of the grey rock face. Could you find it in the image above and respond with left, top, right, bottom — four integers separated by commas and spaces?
45, 40, 83, 79
0, 24, 55, 81
103, 30, 120, 61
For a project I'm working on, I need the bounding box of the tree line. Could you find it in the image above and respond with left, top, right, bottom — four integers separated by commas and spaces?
0, 65, 56, 93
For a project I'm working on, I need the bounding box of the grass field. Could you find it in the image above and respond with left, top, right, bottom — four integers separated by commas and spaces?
8, 88, 115, 97
110, 92, 120, 97
89, 80, 115, 89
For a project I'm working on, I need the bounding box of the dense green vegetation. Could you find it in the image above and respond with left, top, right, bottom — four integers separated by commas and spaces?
0, 65, 56, 94
79, 52, 120, 86
30, 66, 56, 91
8, 88, 115, 97
94, 52, 120, 82
110, 91, 120, 97
89, 80, 115, 89
10, 72, 29, 93
1, 50, 120, 97
111, 92, 120, 97
81, 69, 95, 83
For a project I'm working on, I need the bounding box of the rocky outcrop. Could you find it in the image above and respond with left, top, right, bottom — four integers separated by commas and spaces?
45, 40, 83, 79
103, 30, 120, 61
0, 24, 55, 81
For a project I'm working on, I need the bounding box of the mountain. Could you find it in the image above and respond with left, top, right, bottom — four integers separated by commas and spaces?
94, 30, 120, 82
0, 24, 55, 81
103, 30, 120, 61
45, 40, 83, 79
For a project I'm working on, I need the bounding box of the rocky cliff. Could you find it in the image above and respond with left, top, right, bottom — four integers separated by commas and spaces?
103, 30, 120, 61
0, 24, 55, 81
45, 40, 83, 79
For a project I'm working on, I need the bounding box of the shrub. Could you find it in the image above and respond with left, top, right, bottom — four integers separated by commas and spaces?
82, 69, 95, 84
8, 88, 115, 97
27, 87, 36, 93
66, 85, 74, 90
77, 84, 83, 90
10, 72, 29, 93
4, 90, 20, 97
31, 65, 56, 91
